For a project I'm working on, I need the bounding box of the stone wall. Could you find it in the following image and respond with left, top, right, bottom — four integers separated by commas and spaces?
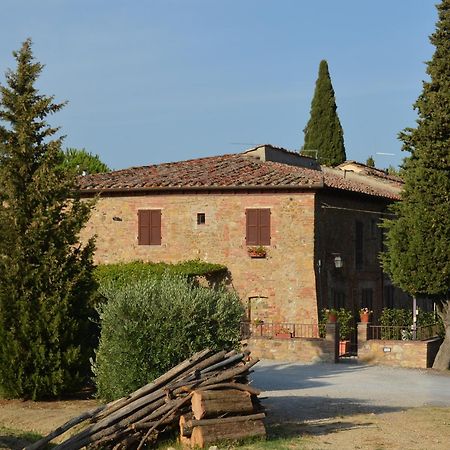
247, 323, 338, 363
81, 191, 319, 324
357, 323, 442, 368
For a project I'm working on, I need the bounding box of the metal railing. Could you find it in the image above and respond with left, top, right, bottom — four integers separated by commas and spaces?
241, 321, 321, 339
369, 323, 441, 341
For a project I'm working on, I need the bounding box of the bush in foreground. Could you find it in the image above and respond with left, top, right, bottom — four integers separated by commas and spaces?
94, 274, 244, 401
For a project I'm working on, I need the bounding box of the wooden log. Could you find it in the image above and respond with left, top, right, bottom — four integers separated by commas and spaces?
179, 414, 193, 437
199, 358, 258, 387
180, 413, 265, 437
136, 393, 193, 450
195, 382, 260, 396
24, 405, 105, 450
94, 348, 213, 421
191, 389, 254, 420
200, 352, 246, 374
57, 387, 196, 450
190, 419, 266, 448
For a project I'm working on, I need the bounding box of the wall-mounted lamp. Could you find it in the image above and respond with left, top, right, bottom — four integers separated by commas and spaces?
334, 255, 343, 269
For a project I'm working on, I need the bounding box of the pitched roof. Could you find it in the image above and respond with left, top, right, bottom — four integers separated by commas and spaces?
78, 147, 402, 200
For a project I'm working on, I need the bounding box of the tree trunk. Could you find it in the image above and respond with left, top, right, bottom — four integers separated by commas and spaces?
432, 300, 450, 370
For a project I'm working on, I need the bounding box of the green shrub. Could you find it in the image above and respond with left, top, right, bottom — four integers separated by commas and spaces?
319, 308, 354, 340
93, 274, 244, 401
336, 308, 354, 340
93, 260, 227, 292
380, 308, 444, 339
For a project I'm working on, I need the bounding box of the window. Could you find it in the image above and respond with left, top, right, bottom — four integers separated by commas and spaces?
331, 289, 346, 309
246, 209, 271, 245
197, 213, 206, 225
138, 210, 161, 245
355, 220, 363, 270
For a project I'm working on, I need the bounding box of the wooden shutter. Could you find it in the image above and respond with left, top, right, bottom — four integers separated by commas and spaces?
138, 210, 151, 245
150, 210, 161, 245
246, 208, 271, 245
138, 210, 161, 245
246, 209, 259, 245
259, 209, 271, 245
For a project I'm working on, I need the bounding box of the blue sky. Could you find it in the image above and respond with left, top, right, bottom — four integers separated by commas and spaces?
1, 0, 437, 170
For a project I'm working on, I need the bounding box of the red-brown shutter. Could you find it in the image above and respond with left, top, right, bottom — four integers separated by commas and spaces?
138, 210, 151, 245
246, 209, 259, 245
259, 209, 271, 245
150, 210, 162, 245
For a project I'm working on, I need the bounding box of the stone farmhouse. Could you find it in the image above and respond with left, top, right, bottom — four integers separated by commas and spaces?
79, 145, 407, 326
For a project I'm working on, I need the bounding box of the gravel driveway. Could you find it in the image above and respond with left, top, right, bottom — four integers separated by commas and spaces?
252, 360, 450, 423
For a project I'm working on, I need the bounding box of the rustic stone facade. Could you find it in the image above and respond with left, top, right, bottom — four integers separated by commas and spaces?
81, 191, 319, 324
79, 146, 406, 344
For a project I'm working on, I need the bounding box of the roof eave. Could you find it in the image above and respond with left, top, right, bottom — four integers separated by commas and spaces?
78, 181, 324, 196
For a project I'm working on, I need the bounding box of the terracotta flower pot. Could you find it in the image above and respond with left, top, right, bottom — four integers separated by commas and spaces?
360, 313, 370, 323
327, 313, 337, 323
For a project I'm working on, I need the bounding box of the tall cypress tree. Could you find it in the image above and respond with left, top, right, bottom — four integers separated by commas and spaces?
381, 0, 450, 370
0, 40, 97, 399
302, 60, 346, 166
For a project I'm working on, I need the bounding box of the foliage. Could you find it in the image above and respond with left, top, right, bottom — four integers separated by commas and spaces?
385, 165, 401, 177
366, 156, 375, 167
380, 1, 450, 368
301, 60, 346, 167
319, 308, 353, 340
336, 308, 354, 340
380, 308, 444, 340
61, 147, 110, 175
379, 308, 411, 328
94, 260, 227, 288
94, 274, 244, 401
0, 40, 97, 399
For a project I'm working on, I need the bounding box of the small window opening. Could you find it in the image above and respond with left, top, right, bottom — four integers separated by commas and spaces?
197, 213, 206, 225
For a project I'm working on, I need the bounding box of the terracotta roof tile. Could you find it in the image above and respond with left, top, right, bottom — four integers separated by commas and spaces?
78, 152, 402, 200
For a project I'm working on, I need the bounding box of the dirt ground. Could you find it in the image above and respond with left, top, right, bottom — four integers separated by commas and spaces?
0, 400, 449, 449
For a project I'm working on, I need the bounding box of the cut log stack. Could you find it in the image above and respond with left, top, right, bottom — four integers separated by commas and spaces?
179, 388, 265, 448
26, 348, 265, 450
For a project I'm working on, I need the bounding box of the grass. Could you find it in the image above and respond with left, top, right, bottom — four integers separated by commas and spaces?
0, 426, 48, 450
152, 424, 312, 450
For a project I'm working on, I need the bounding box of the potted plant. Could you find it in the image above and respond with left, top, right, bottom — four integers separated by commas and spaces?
247, 245, 267, 258
325, 308, 338, 323
360, 307, 372, 323
336, 308, 353, 355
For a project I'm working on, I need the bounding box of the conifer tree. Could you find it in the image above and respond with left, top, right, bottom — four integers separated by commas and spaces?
381, 0, 450, 370
0, 40, 97, 399
302, 60, 346, 166
366, 156, 375, 168
62, 148, 110, 175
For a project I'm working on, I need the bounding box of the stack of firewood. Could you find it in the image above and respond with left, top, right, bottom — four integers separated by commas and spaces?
179, 388, 265, 448
26, 348, 265, 450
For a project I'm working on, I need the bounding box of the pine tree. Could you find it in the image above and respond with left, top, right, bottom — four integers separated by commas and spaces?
381, 0, 450, 370
366, 156, 375, 168
302, 60, 346, 166
62, 148, 110, 175
0, 40, 97, 399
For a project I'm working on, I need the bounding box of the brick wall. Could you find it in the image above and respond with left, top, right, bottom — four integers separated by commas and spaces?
357, 323, 442, 368
247, 323, 338, 363
81, 191, 319, 324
